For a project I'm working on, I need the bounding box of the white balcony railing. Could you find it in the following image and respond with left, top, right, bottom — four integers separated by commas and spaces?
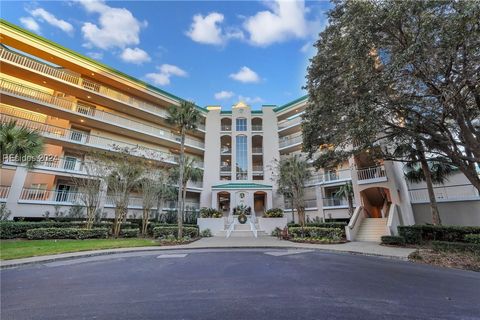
19, 188, 83, 203
285, 199, 317, 210
0, 186, 11, 200
278, 116, 302, 130
34, 157, 86, 174
279, 134, 303, 148
252, 147, 263, 154
306, 169, 352, 185
0, 78, 204, 149
356, 165, 387, 183
251, 125, 262, 131
323, 197, 348, 207
409, 184, 480, 203
220, 166, 232, 172
252, 165, 263, 172
221, 125, 232, 131
0, 114, 196, 167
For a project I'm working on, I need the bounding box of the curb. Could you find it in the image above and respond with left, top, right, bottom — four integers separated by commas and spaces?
0, 245, 411, 269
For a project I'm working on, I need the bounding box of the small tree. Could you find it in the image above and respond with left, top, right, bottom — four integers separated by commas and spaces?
1, 120, 43, 168
103, 148, 144, 237
72, 155, 107, 229
335, 181, 354, 216
139, 176, 157, 236
273, 155, 311, 227
167, 101, 201, 238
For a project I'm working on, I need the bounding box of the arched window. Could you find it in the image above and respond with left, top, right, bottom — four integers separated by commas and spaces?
236, 118, 247, 131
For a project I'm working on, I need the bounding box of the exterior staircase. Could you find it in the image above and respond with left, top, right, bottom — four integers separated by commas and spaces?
217, 217, 267, 238
355, 218, 389, 242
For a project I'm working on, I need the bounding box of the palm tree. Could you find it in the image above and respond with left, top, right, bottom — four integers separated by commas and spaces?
335, 181, 354, 216
167, 101, 201, 237
0, 120, 43, 168
170, 157, 203, 221
274, 155, 311, 227
404, 155, 455, 226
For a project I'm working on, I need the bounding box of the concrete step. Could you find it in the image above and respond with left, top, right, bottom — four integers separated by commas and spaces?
234, 224, 251, 231
216, 229, 268, 238
355, 218, 388, 242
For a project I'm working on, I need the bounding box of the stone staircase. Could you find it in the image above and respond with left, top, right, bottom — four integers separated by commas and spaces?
217, 221, 268, 238
355, 218, 389, 242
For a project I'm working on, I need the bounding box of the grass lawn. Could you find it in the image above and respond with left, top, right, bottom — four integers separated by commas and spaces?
0, 238, 160, 260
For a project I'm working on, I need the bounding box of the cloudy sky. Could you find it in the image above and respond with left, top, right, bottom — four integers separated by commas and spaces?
2, 0, 331, 109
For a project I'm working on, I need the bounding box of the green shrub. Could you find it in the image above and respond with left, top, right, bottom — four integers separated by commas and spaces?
263, 208, 284, 218
0, 221, 113, 239
118, 229, 139, 238
153, 226, 199, 239
465, 234, 480, 244
199, 208, 223, 218
26, 228, 108, 240
200, 229, 212, 237
288, 227, 344, 241
288, 222, 347, 229
381, 236, 406, 246
147, 223, 198, 236
398, 225, 480, 244
432, 241, 480, 255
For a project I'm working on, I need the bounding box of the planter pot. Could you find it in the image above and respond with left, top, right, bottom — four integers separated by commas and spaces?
258, 217, 288, 235
197, 217, 225, 236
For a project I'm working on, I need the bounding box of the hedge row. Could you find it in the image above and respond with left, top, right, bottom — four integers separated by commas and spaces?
432, 241, 480, 254
26, 228, 108, 240
0, 221, 113, 239
288, 227, 344, 240
152, 226, 199, 239
398, 225, 480, 244
465, 234, 480, 244
381, 236, 406, 246
147, 223, 198, 235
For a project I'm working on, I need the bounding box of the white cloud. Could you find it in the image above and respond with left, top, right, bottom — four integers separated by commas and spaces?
29, 8, 74, 34
243, 0, 308, 46
238, 95, 263, 104
214, 91, 235, 100
229, 66, 260, 83
20, 17, 40, 33
186, 12, 243, 46
120, 47, 151, 64
145, 64, 188, 86
79, 0, 147, 50
87, 52, 104, 60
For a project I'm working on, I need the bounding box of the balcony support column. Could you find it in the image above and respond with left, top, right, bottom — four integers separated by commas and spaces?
315, 185, 325, 222
6, 166, 28, 218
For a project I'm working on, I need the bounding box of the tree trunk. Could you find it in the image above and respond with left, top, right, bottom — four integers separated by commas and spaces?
416, 142, 442, 225
86, 206, 95, 229
177, 127, 186, 238
182, 184, 187, 226
347, 195, 354, 216
156, 195, 164, 222
142, 208, 149, 236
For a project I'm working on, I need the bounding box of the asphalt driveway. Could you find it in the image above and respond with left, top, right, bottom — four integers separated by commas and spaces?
1, 249, 479, 320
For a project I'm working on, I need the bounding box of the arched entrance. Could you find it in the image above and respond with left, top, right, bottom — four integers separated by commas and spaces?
217, 191, 231, 215
253, 191, 267, 216
360, 187, 392, 218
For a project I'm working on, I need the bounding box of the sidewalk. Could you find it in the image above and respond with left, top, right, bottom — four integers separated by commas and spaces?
0, 236, 416, 268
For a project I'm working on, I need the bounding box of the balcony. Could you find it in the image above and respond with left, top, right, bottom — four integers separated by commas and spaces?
0, 78, 204, 150
19, 188, 83, 204
1, 114, 193, 167
409, 184, 480, 204
279, 134, 303, 148
252, 147, 263, 154
0, 186, 11, 200
252, 165, 263, 174
285, 199, 317, 210
356, 165, 387, 184
220, 166, 232, 173
251, 125, 263, 131
322, 197, 349, 208
278, 116, 302, 130
221, 147, 232, 155
306, 169, 352, 186
221, 125, 232, 132
0, 46, 209, 132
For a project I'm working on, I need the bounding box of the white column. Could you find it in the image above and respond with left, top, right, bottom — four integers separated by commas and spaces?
6, 166, 28, 218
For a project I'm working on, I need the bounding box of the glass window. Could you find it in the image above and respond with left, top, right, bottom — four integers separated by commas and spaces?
236, 135, 248, 180
236, 118, 247, 131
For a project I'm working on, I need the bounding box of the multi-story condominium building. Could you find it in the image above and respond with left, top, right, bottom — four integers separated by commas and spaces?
1, 20, 479, 240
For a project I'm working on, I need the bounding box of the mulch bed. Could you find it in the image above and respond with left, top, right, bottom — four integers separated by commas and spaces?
409, 249, 480, 272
